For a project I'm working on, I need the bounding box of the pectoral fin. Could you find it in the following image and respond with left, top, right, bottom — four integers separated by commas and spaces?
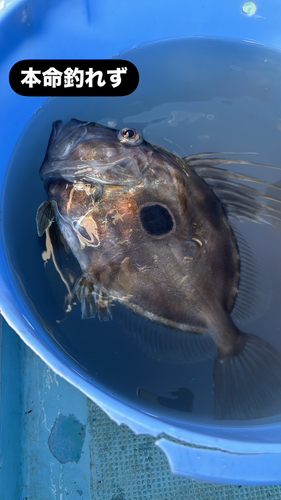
36, 200, 56, 237
74, 276, 113, 322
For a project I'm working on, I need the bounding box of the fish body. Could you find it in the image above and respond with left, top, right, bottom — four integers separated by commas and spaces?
37, 119, 281, 419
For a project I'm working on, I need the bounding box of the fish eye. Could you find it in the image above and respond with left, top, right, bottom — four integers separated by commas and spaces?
117, 128, 143, 145
139, 204, 175, 237
122, 129, 135, 139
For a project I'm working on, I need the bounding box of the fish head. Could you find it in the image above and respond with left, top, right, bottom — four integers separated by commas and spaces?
40, 118, 191, 235
40, 119, 150, 189
40, 120, 237, 330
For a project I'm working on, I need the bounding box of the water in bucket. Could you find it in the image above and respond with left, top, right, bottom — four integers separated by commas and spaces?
2, 38, 281, 426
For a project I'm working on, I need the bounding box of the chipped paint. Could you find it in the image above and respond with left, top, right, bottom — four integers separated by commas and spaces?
48, 414, 86, 464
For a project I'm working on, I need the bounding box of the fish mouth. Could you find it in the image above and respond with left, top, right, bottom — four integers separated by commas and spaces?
40, 119, 144, 187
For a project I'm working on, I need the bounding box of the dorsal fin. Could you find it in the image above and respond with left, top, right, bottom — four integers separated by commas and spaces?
184, 154, 281, 225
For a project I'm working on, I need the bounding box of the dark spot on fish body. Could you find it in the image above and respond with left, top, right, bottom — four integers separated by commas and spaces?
139, 204, 174, 236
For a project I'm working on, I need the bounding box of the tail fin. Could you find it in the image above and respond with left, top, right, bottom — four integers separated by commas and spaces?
214, 333, 281, 420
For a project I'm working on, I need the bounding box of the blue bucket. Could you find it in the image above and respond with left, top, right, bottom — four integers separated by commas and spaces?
1, 0, 281, 485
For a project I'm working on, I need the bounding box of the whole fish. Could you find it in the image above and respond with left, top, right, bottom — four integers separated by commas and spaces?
37, 119, 281, 420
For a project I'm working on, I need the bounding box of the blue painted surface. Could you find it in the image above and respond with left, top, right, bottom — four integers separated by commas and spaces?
0, 320, 93, 499
48, 414, 86, 464
1, 319, 281, 499
0, 0, 281, 485
0, 318, 22, 499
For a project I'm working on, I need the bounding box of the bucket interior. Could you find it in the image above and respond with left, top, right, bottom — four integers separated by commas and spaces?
2, 36, 281, 430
